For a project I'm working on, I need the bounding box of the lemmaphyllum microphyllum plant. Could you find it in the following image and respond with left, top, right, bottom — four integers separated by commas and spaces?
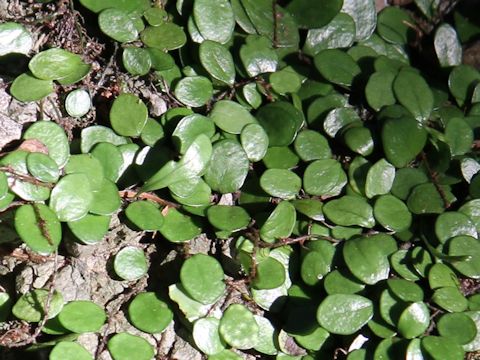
0, 0, 480, 359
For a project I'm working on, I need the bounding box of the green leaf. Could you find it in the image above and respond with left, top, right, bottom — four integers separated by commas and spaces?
98, 8, 138, 42
23, 121, 70, 168
240, 0, 274, 38
168, 283, 210, 321
12, 289, 64, 322
434, 23, 462, 67
65, 154, 104, 192
207, 205, 250, 231
113, 246, 148, 281
15, 204, 61, 254
171, 178, 212, 207
65, 89, 91, 117
240, 123, 269, 162
437, 312, 477, 345
194, 0, 234, 44
382, 115, 427, 168
301, 241, 335, 286
128, 292, 173, 334
210, 100, 256, 134
317, 294, 373, 335
464, 311, 480, 352
29, 48, 84, 80
374, 195, 412, 232
26, 152, 59, 183
292, 199, 324, 221
204, 139, 249, 194
125, 201, 164, 231
343, 236, 390, 285
239, 35, 278, 77
253, 256, 286, 290
407, 183, 454, 214
428, 263, 459, 289
391, 168, 429, 200
269, 66, 302, 95
49, 342, 93, 360
172, 114, 215, 154
323, 107, 360, 137
50, 174, 93, 222
435, 211, 477, 244
365, 71, 396, 112
193, 317, 226, 355
303, 13, 356, 56
286, 0, 342, 29
56, 62, 91, 86
323, 196, 375, 228
393, 69, 434, 123
68, 214, 111, 245
263, 146, 299, 169
10, 72, 53, 102
79, 0, 150, 13
58, 301, 106, 333
0, 22, 32, 56
199, 40, 235, 85
341, 0, 376, 41
365, 159, 395, 198
148, 48, 175, 71
448, 235, 480, 279
377, 7, 414, 45
293, 130, 331, 162
0, 151, 50, 201
256, 101, 302, 146
254, 315, 278, 355
421, 336, 465, 360
80, 125, 127, 153
307, 93, 347, 130
432, 286, 468, 312
448, 65, 480, 107
314, 49, 361, 87
260, 169, 301, 200
219, 304, 259, 349
110, 93, 148, 137
174, 76, 213, 107
143, 7, 168, 26
181, 254, 225, 305
91, 142, 124, 183
390, 249, 420, 281
260, 201, 296, 242
143, 134, 212, 191
445, 117, 474, 156
303, 159, 347, 196
122, 47, 152, 76
141, 23, 186, 51
107, 333, 154, 360
140, 118, 164, 147
397, 302, 430, 339
159, 208, 201, 242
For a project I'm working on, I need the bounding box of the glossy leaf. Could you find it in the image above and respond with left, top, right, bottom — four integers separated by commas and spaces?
317, 294, 373, 335
113, 246, 148, 281
199, 40, 235, 85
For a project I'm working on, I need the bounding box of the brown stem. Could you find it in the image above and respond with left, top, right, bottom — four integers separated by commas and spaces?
0, 166, 54, 189
420, 152, 451, 209
272, 0, 279, 48
119, 190, 180, 209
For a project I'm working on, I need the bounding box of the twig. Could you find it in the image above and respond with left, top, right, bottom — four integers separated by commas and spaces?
119, 190, 180, 209
0, 166, 54, 189
0, 250, 59, 348
95, 278, 148, 358
272, 0, 279, 48
420, 152, 451, 209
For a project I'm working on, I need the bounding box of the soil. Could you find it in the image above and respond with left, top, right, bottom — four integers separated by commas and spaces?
0, 1, 479, 360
